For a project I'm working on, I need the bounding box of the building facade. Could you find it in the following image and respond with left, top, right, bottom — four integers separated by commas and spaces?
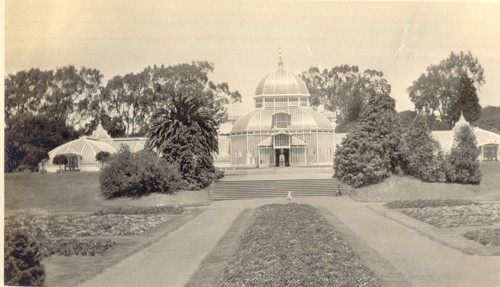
229, 60, 336, 167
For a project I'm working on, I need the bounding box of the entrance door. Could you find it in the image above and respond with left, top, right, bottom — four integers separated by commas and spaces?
275, 148, 290, 167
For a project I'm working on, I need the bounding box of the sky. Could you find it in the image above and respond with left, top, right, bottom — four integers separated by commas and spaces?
5, 0, 500, 116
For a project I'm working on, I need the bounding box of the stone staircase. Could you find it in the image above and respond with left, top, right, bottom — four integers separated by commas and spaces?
211, 178, 348, 201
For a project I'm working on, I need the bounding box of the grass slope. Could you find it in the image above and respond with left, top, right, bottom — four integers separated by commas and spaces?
219, 203, 381, 287
351, 162, 500, 202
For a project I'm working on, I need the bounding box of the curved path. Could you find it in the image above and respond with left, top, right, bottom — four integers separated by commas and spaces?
79, 197, 500, 287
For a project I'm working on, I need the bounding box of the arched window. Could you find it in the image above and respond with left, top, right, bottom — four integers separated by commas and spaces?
272, 113, 291, 129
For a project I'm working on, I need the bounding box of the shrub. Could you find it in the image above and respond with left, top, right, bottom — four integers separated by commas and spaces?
52, 154, 68, 171
95, 151, 111, 167
99, 146, 182, 199
334, 92, 402, 187
4, 230, 45, 286
401, 114, 444, 182
444, 124, 481, 184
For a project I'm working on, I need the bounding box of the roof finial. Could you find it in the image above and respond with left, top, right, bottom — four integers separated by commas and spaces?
278, 47, 283, 68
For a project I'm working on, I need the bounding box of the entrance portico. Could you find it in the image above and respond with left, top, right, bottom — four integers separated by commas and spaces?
257, 133, 307, 168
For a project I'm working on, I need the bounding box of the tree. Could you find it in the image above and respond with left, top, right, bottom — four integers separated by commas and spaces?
42, 66, 103, 128
300, 65, 391, 125
407, 51, 485, 127
397, 110, 418, 131
401, 114, 444, 182
52, 155, 68, 171
444, 124, 481, 184
100, 70, 155, 136
5, 68, 53, 122
334, 92, 402, 187
449, 74, 481, 124
475, 106, 500, 133
95, 151, 111, 168
146, 62, 240, 188
5, 114, 78, 172
146, 96, 218, 188
150, 62, 241, 125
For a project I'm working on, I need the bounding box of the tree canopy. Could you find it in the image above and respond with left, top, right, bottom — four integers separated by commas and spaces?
300, 65, 391, 125
5, 114, 78, 172
475, 106, 500, 133
407, 51, 484, 127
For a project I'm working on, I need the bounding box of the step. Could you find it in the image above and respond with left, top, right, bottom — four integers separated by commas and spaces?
211, 178, 348, 201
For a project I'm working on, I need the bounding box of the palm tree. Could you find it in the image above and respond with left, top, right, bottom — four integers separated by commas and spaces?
146, 93, 218, 156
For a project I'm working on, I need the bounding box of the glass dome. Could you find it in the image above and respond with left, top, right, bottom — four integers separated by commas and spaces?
255, 67, 309, 97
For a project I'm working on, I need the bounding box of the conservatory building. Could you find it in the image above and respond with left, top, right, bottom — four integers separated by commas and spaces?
229, 61, 336, 167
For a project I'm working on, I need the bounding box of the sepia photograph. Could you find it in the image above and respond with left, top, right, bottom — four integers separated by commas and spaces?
4, 1, 500, 286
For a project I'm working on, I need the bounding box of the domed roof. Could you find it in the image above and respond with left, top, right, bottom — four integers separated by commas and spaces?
231, 106, 334, 133
48, 137, 117, 164
255, 67, 309, 97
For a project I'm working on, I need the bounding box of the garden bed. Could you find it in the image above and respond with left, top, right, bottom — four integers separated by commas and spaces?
218, 203, 381, 287
385, 199, 478, 209
463, 228, 500, 246
5, 206, 185, 257
399, 204, 500, 228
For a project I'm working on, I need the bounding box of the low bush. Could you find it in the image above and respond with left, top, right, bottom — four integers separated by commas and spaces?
385, 199, 478, 209
4, 229, 46, 286
463, 228, 500, 246
100, 147, 182, 199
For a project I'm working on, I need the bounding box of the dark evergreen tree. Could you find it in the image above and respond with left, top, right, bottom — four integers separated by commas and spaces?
444, 125, 481, 184
401, 114, 444, 182
334, 92, 402, 187
449, 74, 481, 125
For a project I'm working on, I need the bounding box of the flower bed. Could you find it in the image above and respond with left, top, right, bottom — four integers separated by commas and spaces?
5, 206, 184, 257
401, 204, 500, 227
41, 238, 116, 256
385, 199, 478, 209
93, 205, 184, 215
463, 228, 500, 246
219, 203, 381, 287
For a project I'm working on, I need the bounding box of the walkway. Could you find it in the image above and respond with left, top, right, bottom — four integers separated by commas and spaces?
78, 203, 246, 287
79, 197, 500, 287
304, 197, 500, 287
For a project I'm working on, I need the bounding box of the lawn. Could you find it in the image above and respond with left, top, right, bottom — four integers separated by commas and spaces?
216, 204, 381, 287
4, 172, 209, 214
